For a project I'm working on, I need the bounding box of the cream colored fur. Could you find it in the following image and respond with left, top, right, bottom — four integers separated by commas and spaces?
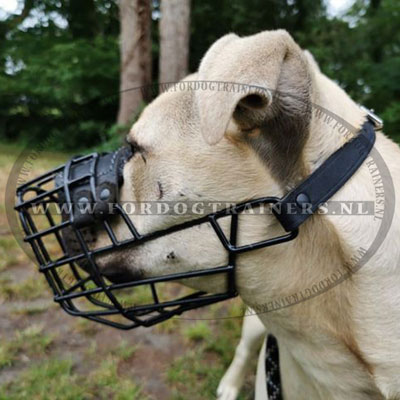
95, 30, 400, 399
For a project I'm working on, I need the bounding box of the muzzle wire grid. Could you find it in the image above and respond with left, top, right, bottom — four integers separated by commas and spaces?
15, 147, 297, 330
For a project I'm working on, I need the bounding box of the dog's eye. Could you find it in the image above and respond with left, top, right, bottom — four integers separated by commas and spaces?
125, 137, 143, 154
125, 136, 147, 163
130, 142, 138, 154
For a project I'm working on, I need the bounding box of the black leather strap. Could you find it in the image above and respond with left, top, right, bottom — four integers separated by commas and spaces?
273, 120, 376, 232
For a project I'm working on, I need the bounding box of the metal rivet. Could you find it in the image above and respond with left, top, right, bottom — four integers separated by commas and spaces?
78, 196, 89, 204
99, 188, 111, 201
296, 193, 310, 206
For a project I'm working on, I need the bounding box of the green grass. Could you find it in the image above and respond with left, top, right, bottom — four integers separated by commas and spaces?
183, 321, 212, 342
13, 302, 52, 316
203, 316, 248, 364
0, 274, 49, 301
87, 356, 145, 400
0, 358, 86, 400
0, 341, 18, 369
0, 354, 145, 400
154, 316, 180, 334
85, 341, 98, 357
166, 311, 255, 400
114, 285, 155, 308
0, 236, 22, 272
0, 324, 53, 369
167, 345, 253, 400
167, 348, 226, 400
0, 143, 24, 169
74, 317, 100, 336
110, 340, 139, 361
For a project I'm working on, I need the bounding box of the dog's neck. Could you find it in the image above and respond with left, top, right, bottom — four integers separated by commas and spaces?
236, 211, 350, 315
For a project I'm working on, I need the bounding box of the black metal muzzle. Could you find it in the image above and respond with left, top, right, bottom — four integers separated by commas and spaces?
15, 147, 296, 329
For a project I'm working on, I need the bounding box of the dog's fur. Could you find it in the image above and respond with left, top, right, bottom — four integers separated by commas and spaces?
95, 30, 400, 399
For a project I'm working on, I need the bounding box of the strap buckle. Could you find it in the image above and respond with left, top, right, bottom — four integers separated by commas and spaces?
360, 105, 384, 130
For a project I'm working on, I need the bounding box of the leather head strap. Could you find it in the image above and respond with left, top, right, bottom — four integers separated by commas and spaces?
273, 120, 376, 232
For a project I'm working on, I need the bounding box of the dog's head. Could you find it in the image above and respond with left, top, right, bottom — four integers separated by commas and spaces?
93, 30, 314, 293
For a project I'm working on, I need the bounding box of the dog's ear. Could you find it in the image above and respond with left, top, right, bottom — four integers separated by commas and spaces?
197, 30, 312, 148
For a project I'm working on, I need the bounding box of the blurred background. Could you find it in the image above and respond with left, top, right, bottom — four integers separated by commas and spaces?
0, 0, 399, 151
0, 0, 399, 399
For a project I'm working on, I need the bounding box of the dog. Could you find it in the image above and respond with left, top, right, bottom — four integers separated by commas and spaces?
91, 30, 400, 399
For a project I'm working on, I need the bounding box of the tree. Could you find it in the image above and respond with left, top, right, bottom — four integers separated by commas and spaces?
0, 0, 35, 40
1, 0, 399, 149
64, 0, 99, 39
159, 0, 190, 83
117, 0, 152, 125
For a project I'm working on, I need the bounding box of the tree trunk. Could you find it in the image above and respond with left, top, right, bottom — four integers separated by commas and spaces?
367, 0, 382, 63
159, 0, 190, 83
66, 0, 98, 39
117, 0, 152, 125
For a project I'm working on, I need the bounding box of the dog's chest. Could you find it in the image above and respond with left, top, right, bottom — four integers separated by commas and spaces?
279, 336, 383, 400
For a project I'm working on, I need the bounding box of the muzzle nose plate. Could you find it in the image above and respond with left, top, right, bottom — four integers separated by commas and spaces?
55, 146, 132, 228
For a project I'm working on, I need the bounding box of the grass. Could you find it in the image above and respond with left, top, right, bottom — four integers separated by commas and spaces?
0, 324, 53, 369
1, 351, 144, 400
154, 316, 180, 334
74, 318, 100, 336
167, 348, 226, 400
110, 340, 139, 361
0, 236, 22, 272
0, 342, 18, 369
114, 285, 155, 308
0, 142, 70, 169
166, 304, 257, 400
13, 301, 52, 316
0, 274, 49, 301
166, 310, 255, 400
183, 321, 212, 342
0, 143, 28, 169
0, 358, 86, 400
88, 356, 145, 400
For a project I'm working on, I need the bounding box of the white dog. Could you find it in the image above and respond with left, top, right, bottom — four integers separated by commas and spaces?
94, 30, 400, 399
